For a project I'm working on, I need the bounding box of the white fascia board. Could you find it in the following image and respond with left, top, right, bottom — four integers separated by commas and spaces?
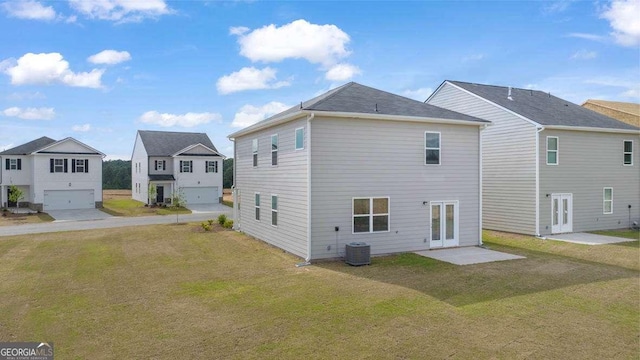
172, 143, 226, 158
542, 125, 640, 135
228, 111, 306, 139
34, 137, 106, 157
315, 110, 490, 127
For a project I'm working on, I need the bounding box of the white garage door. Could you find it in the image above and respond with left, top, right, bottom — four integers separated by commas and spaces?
182, 187, 218, 205
44, 190, 95, 210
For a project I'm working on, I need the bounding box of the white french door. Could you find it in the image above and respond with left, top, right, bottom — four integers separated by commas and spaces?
551, 193, 573, 234
430, 201, 459, 248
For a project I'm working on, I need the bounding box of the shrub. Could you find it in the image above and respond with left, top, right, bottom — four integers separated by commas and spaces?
217, 214, 227, 225
207, 219, 214, 226
222, 219, 234, 229
201, 222, 212, 231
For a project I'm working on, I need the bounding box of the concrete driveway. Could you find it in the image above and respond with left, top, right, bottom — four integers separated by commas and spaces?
187, 203, 231, 213
47, 209, 113, 222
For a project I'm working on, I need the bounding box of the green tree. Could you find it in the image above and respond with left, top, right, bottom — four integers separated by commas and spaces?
148, 184, 157, 205
171, 188, 186, 223
223, 158, 234, 189
102, 160, 132, 189
8, 185, 24, 213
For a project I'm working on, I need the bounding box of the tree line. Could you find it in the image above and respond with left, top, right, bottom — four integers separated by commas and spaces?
102, 159, 233, 189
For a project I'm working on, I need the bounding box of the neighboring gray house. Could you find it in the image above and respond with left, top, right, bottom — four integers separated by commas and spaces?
427, 81, 640, 236
0, 136, 105, 211
131, 130, 225, 205
228, 82, 489, 262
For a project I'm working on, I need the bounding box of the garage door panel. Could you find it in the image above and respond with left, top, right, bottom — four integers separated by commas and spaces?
44, 190, 94, 210
182, 187, 218, 205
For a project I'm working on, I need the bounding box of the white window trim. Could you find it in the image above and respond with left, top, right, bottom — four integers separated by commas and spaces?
271, 194, 278, 227
252, 139, 258, 168
623, 140, 633, 166
429, 200, 460, 243
180, 160, 192, 173
295, 127, 304, 150
351, 196, 391, 234
54, 158, 64, 173
424, 131, 441, 166
546, 136, 559, 165
207, 161, 217, 173
74, 159, 86, 173
603, 187, 613, 214
271, 134, 278, 166
255, 192, 260, 221
9, 159, 17, 170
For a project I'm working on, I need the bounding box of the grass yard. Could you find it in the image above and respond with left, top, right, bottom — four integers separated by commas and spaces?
102, 189, 191, 217
0, 227, 637, 359
590, 228, 640, 241
0, 211, 53, 226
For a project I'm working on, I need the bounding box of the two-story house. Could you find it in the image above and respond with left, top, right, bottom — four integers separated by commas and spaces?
427, 80, 640, 236
0, 136, 105, 211
228, 82, 489, 262
131, 130, 224, 206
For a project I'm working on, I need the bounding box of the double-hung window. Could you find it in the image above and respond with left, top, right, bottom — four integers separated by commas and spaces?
252, 139, 258, 167
155, 160, 166, 171
295, 127, 304, 150
255, 193, 260, 221
623, 140, 633, 166
206, 161, 218, 173
180, 160, 193, 173
271, 195, 278, 226
5, 158, 20, 170
547, 137, 558, 165
72, 159, 88, 173
425, 132, 441, 165
353, 197, 390, 233
51, 158, 66, 173
271, 134, 278, 166
603, 188, 613, 214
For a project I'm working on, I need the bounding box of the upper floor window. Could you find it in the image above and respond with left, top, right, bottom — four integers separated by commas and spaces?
155, 160, 166, 171
206, 161, 218, 173
547, 136, 558, 165
271, 195, 278, 226
295, 127, 304, 150
50, 158, 67, 173
425, 132, 441, 165
5, 158, 21, 170
603, 187, 613, 214
255, 193, 260, 221
180, 160, 193, 173
623, 140, 633, 166
271, 134, 278, 166
252, 139, 258, 167
72, 159, 89, 173
353, 197, 390, 233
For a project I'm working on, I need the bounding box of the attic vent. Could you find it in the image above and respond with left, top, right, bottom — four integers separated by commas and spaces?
507, 87, 513, 101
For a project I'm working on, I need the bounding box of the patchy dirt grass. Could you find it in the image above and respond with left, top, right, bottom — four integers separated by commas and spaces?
0, 227, 637, 359
0, 211, 54, 226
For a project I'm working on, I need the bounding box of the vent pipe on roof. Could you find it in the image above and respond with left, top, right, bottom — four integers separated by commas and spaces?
507, 87, 513, 101
375, 103, 379, 112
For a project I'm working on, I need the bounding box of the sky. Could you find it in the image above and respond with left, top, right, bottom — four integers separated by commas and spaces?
0, 0, 639, 159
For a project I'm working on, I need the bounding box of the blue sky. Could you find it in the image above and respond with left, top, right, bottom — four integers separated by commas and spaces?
1, 0, 638, 159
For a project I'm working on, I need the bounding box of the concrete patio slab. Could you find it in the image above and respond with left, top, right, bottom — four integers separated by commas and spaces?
48, 209, 112, 222
415, 246, 525, 265
545, 232, 636, 245
187, 204, 231, 213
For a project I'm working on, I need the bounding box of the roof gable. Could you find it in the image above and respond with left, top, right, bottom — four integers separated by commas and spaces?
36, 137, 104, 155
138, 131, 219, 156
0, 136, 56, 155
173, 143, 224, 157
448, 81, 639, 131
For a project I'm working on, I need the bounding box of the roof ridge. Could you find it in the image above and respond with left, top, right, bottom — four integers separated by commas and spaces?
448, 80, 550, 96
139, 130, 206, 135
583, 100, 639, 116
305, 82, 355, 110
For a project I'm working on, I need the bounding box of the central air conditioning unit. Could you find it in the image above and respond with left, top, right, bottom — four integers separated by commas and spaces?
345, 242, 371, 266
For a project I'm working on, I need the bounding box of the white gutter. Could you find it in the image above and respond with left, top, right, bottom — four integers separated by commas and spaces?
232, 137, 238, 231
542, 125, 639, 134
305, 112, 315, 263
535, 126, 545, 236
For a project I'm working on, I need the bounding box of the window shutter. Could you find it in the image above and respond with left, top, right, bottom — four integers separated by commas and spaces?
190, 161, 193, 173
64, 159, 68, 173
85, 159, 89, 173
17, 159, 21, 170
154, 160, 158, 170
205, 161, 209, 173
179, 161, 183, 173
162, 160, 166, 170
72, 159, 77, 173
5, 159, 9, 170
50, 159, 54, 172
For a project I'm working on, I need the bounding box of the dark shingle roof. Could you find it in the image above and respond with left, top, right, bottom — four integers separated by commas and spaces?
449, 81, 639, 130
138, 131, 218, 156
0, 136, 56, 155
149, 174, 175, 181
231, 82, 487, 136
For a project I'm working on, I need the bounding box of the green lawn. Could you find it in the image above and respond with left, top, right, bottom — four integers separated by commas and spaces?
101, 198, 191, 217
590, 228, 640, 241
0, 227, 637, 359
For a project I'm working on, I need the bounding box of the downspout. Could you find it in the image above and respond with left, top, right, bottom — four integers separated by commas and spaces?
300, 112, 315, 266
479, 124, 488, 245
231, 138, 238, 230
535, 126, 545, 237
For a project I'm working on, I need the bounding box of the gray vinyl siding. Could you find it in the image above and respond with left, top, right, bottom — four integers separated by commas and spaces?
428, 82, 538, 234
310, 116, 480, 260
539, 129, 640, 234
234, 117, 308, 258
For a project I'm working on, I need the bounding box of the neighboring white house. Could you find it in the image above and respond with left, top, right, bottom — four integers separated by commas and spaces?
228, 82, 490, 262
0, 136, 105, 211
131, 130, 225, 205
427, 80, 640, 236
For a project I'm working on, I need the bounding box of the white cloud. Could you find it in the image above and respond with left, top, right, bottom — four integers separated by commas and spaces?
6, 91, 46, 101
216, 67, 290, 94
2, 0, 56, 20
68, 0, 171, 23
571, 50, 597, 60
402, 87, 433, 101
3, 53, 104, 88
567, 32, 607, 42
72, 123, 91, 132
231, 102, 290, 128
463, 53, 486, 62
600, 0, 640, 47
229, 26, 249, 35
232, 19, 351, 66
139, 111, 222, 128
88, 50, 131, 65
2, 106, 55, 120
542, 0, 574, 14
325, 63, 361, 81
